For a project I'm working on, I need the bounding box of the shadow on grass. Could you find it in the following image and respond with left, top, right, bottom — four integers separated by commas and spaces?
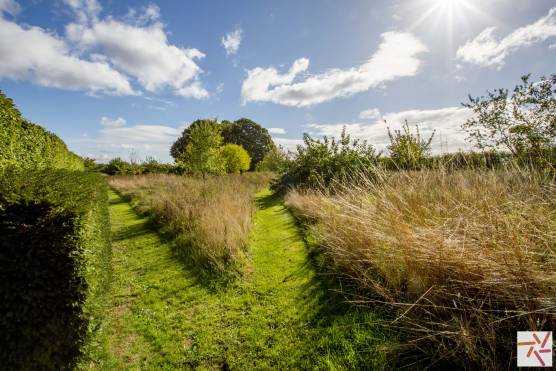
281, 204, 405, 370
109, 189, 236, 292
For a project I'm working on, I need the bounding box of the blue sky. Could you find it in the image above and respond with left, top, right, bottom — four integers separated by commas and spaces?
1, 0, 555, 162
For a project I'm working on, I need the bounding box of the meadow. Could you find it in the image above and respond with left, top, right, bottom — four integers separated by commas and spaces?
1, 73, 555, 370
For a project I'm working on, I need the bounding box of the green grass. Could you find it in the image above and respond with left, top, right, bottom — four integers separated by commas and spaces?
93, 189, 394, 370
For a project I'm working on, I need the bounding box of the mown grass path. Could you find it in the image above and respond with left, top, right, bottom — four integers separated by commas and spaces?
97, 189, 391, 370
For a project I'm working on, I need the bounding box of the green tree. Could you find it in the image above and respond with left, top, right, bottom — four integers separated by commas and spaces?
387, 121, 435, 169
170, 119, 221, 161
220, 144, 251, 173
221, 118, 274, 169
462, 74, 556, 166
180, 120, 223, 177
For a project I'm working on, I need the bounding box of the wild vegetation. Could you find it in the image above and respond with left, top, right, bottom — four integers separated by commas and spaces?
280, 75, 556, 368
286, 167, 556, 368
1, 69, 555, 370
108, 173, 271, 279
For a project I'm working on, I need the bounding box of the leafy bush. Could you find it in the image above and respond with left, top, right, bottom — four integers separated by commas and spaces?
275, 127, 378, 191
100, 157, 177, 175
255, 145, 291, 173
0, 169, 111, 370
220, 143, 251, 173
0, 91, 83, 170
386, 121, 434, 170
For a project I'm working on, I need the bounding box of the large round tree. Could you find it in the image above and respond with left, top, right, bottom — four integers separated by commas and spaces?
221, 118, 274, 169
170, 119, 221, 162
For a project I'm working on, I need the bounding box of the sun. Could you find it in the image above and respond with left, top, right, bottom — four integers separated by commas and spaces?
407, 0, 489, 33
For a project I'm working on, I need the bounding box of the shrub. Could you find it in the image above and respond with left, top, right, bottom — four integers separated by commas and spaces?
0, 169, 111, 370
255, 145, 291, 173
286, 168, 556, 369
102, 157, 131, 175
108, 173, 271, 280
386, 121, 435, 170
220, 143, 251, 173
0, 91, 83, 171
275, 127, 378, 191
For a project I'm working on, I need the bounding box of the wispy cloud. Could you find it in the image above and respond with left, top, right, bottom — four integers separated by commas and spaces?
241, 32, 427, 107
222, 28, 242, 55
457, 7, 556, 68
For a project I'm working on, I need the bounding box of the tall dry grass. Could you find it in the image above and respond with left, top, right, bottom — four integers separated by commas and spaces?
286, 167, 556, 369
109, 173, 271, 277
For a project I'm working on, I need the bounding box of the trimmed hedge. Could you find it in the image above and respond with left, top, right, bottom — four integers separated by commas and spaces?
0, 91, 83, 170
0, 169, 111, 370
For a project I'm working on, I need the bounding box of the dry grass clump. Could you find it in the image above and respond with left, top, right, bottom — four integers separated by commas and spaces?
286, 168, 556, 369
109, 172, 271, 277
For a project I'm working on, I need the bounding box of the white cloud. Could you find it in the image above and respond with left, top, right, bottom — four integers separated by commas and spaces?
241, 32, 427, 107
359, 108, 381, 120
66, 5, 208, 98
268, 127, 286, 134
175, 81, 209, 99
0, 0, 208, 98
222, 28, 242, 55
457, 7, 556, 67
0, 13, 136, 95
306, 106, 474, 154
100, 116, 126, 127
550, 43, 556, 49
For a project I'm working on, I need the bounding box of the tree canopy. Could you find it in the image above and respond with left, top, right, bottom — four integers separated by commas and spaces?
170, 119, 221, 161
221, 118, 274, 169
462, 74, 556, 165
171, 118, 274, 171
180, 120, 223, 177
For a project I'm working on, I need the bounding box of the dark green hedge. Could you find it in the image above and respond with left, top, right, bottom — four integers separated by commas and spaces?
0, 91, 83, 170
0, 169, 111, 370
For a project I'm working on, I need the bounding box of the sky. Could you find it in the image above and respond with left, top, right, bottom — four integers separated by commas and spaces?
0, 0, 555, 162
